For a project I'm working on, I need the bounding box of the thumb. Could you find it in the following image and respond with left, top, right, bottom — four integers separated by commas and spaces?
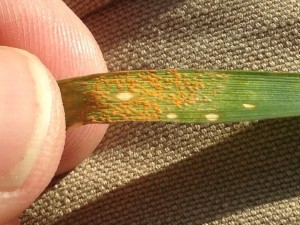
0, 46, 66, 224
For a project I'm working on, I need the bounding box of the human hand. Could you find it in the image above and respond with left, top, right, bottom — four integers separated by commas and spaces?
0, 0, 108, 224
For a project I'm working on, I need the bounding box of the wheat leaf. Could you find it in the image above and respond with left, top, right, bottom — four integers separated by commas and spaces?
58, 69, 300, 128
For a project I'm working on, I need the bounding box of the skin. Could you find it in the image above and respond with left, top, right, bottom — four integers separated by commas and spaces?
0, 0, 108, 224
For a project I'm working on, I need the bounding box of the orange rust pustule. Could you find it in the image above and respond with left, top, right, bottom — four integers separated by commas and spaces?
63, 69, 228, 124
83, 70, 206, 122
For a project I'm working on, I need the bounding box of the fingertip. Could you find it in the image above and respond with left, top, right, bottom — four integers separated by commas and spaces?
57, 124, 109, 174
0, 0, 108, 174
0, 46, 66, 224
4, 217, 20, 225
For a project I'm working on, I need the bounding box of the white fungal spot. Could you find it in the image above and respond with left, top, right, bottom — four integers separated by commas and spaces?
116, 92, 133, 101
167, 113, 178, 119
205, 113, 219, 121
243, 103, 255, 109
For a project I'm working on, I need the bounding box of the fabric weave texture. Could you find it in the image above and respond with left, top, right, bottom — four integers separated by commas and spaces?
22, 0, 300, 224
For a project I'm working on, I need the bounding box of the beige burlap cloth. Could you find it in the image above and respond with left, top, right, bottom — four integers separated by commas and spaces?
22, 0, 300, 224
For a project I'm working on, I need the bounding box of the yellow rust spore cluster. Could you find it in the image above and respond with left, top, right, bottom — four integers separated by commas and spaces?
61, 69, 228, 125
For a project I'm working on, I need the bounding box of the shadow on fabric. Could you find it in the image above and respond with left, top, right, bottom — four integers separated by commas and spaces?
53, 118, 300, 225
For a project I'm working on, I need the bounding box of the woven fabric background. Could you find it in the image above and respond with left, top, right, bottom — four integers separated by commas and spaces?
22, 0, 300, 224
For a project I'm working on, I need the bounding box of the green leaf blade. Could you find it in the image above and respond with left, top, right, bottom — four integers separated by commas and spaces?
58, 69, 300, 128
